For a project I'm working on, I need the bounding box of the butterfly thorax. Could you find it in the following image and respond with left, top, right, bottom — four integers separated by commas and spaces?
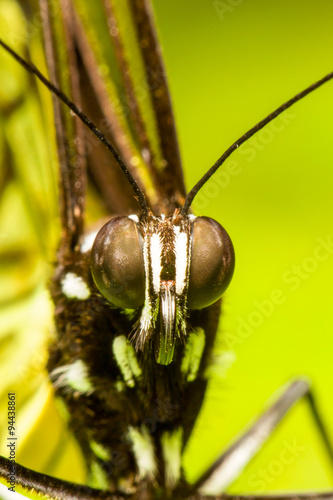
47, 209, 223, 496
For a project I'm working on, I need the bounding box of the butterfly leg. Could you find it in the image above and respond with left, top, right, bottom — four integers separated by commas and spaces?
192, 378, 333, 496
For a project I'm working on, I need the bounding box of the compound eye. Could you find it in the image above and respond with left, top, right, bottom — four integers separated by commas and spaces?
187, 217, 235, 310
90, 217, 145, 309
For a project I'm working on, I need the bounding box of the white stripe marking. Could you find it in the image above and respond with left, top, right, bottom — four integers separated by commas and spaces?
181, 328, 205, 381
61, 272, 90, 300
150, 233, 162, 294
175, 231, 189, 295
81, 230, 98, 253
128, 214, 139, 223
113, 336, 142, 387
90, 440, 111, 461
128, 426, 157, 479
50, 360, 93, 394
161, 428, 183, 488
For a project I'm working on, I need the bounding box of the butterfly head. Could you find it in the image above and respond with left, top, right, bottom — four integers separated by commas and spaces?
90, 209, 234, 365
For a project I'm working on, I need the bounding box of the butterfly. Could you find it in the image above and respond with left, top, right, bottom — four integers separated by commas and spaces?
0, 0, 332, 496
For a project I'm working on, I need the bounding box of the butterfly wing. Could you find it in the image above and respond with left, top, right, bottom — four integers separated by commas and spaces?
0, 0, 221, 497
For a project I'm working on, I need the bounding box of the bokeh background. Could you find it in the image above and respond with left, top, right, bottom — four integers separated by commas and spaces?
0, 0, 332, 495
151, 0, 333, 492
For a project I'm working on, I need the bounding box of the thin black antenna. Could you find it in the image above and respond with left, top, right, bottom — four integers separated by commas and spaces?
182, 71, 333, 215
0, 38, 150, 216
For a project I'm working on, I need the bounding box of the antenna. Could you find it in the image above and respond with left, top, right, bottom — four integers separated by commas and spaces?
0, 38, 150, 216
181, 71, 333, 215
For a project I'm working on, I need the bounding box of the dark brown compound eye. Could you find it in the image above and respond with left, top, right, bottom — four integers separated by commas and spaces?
90, 216, 145, 309
187, 216, 235, 310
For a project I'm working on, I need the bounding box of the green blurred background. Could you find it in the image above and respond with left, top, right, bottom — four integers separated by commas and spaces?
0, 0, 333, 495
151, 0, 333, 492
